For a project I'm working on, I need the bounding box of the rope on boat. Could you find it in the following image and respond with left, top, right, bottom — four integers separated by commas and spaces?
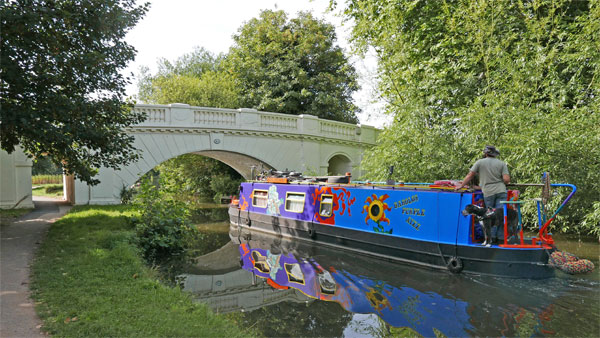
548, 251, 595, 275
442, 192, 465, 274
541, 172, 552, 224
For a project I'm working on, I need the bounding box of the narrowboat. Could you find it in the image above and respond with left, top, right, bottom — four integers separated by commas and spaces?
228, 171, 578, 278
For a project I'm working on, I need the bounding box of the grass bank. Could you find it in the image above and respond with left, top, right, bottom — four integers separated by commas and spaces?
32, 184, 63, 197
30, 205, 254, 337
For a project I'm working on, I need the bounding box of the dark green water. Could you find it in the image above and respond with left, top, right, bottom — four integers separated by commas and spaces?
184, 205, 599, 337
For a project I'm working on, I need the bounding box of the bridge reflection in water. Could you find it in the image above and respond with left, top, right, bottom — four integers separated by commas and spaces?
181, 225, 597, 337
181, 241, 313, 314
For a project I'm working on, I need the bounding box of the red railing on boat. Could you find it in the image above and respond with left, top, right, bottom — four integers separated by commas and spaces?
498, 183, 576, 249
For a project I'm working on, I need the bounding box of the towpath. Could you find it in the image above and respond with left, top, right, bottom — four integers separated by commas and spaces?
1, 197, 72, 337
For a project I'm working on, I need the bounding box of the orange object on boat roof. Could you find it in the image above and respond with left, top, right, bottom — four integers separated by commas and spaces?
267, 177, 288, 184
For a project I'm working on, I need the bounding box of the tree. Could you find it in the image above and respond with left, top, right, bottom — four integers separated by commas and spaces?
137, 47, 240, 108
138, 69, 241, 108
32, 155, 62, 176
340, 0, 599, 234
226, 10, 360, 123
1, 0, 149, 184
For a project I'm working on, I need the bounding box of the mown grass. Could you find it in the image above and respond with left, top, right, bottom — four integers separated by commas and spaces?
32, 184, 63, 197
30, 205, 255, 337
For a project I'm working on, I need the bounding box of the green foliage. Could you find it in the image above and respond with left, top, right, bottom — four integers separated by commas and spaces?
581, 202, 600, 237
1, 0, 149, 185
342, 0, 600, 234
140, 71, 240, 108
138, 47, 240, 108
131, 177, 198, 264
30, 205, 252, 337
209, 175, 244, 203
120, 184, 134, 204
156, 154, 243, 202
146, 46, 223, 79
32, 156, 62, 175
226, 10, 360, 123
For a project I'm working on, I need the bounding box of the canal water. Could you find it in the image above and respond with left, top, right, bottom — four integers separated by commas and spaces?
183, 205, 599, 337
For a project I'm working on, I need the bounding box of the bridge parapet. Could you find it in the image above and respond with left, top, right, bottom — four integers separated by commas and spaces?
133, 104, 377, 145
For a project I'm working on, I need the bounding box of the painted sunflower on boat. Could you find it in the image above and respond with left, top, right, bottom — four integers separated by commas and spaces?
363, 193, 392, 233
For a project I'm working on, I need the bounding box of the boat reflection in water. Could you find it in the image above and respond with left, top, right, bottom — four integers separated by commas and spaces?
181, 224, 595, 337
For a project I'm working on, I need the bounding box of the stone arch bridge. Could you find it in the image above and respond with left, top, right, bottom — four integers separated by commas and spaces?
1, 104, 377, 207
65, 104, 378, 205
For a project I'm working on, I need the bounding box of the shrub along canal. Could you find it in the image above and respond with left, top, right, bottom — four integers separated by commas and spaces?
184, 204, 600, 337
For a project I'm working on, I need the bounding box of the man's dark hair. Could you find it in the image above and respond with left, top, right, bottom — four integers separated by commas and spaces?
483, 145, 500, 157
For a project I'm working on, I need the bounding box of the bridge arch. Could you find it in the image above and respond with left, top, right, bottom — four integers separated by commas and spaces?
193, 151, 274, 179
72, 104, 378, 205
327, 152, 353, 176
122, 150, 274, 188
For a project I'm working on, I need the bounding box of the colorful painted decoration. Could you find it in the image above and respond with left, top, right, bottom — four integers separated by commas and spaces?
311, 186, 356, 225
266, 185, 283, 216
363, 193, 392, 233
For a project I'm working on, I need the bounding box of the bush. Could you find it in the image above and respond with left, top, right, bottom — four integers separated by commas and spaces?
131, 177, 198, 264
120, 185, 134, 204
209, 175, 243, 203
44, 185, 63, 194
581, 202, 600, 238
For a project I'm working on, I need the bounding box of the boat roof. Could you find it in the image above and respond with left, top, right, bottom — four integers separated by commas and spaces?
246, 179, 469, 193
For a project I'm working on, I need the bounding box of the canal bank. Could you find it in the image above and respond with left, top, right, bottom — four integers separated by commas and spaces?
11, 204, 253, 337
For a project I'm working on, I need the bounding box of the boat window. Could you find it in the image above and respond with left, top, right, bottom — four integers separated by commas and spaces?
252, 190, 268, 208
320, 195, 334, 217
252, 251, 270, 273
318, 270, 336, 295
285, 263, 305, 284
285, 192, 306, 213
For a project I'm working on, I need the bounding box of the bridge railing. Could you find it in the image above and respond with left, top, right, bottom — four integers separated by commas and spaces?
132, 104, 377, 144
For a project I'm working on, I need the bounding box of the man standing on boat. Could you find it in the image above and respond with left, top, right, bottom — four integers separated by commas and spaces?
455, 145, 510, 243
455, 145, 510, 208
